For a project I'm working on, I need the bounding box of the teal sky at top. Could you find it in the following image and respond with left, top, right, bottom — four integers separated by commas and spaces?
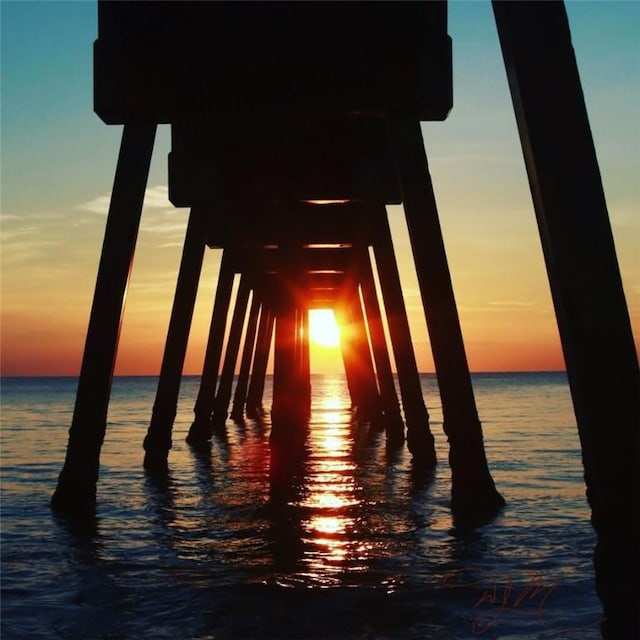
2, 1, 110, 213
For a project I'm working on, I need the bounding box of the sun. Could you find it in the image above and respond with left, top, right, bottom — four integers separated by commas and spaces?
309, 309, 341, 348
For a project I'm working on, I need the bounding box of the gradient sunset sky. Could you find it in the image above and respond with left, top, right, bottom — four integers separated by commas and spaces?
1, 1, 638, 376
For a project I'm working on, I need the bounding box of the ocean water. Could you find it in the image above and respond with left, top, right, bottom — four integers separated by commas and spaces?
1, 373, 603, 639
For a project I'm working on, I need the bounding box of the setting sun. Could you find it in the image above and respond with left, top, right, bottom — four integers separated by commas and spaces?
309, 309, 341, 348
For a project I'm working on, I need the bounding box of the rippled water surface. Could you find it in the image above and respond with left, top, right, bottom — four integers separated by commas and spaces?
1, 373, 602, 639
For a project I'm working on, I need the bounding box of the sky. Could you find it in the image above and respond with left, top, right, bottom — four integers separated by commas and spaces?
1, 0, 638, 376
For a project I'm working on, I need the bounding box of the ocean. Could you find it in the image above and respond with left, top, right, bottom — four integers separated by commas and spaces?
1, 373, 603, 639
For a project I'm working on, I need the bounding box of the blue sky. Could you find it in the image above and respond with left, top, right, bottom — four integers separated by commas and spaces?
1, 0, 638, 374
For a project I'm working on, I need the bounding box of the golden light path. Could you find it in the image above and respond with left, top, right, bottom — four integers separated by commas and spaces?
295, 391, 373, 586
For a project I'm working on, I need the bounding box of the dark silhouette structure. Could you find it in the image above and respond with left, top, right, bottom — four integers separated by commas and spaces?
51, 2, 638, 637
492, 5, 639, 638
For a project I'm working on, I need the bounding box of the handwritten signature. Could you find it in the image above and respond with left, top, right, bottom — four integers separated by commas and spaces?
443, 567, 561, 634
442, 567, 604, 636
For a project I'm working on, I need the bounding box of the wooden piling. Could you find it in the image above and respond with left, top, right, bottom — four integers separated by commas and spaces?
345, 292, 383, 424
51, 124, 156, 514
271, 288, 300, 433
187, 249, 234, 445
246, 301, 274, 418
335, 302, 361, 411
211, 274, 251, 428
493, 2, 639, 635
299, 307, 312, 419
390, 118, 504, 523
371, 206, 436, 466
144, 206, 208, 470
357, 246, 405, 443
230, 287, 262, 421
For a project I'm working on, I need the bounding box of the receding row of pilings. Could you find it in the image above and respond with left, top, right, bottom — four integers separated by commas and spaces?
143, 205, 435, 466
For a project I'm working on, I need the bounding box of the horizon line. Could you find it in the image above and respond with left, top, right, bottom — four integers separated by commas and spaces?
1, 369, 569, 380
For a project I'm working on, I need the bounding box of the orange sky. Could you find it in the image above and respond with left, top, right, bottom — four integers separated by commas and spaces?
0, 204, 592, 377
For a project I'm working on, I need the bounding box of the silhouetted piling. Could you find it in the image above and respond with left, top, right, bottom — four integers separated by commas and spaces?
345, 293, 384, 424
336, 302, 361, 411
230, 289, 261, 421
211, 274, 251, 429
358, 246, 404, 442
493, 2, 639, 635
52, 124, 156, 514
390, 118, 505, 523
271, 289, 304, 435
370, 206, 436, 467
299, 307, 312, 418
187, 250, 234, 445
246, 302, 274, 417
144, 206, 208, 471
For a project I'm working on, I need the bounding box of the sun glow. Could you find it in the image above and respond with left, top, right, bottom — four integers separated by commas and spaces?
309, 309, 341, 348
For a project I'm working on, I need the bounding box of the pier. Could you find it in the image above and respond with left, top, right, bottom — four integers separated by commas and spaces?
51, 3, 638, 637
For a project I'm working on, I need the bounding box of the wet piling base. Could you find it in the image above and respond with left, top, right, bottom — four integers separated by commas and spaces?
186, 416, 216, 448
450, 477, 506, 530
406, 426, 437, 471
51, 463, 100, 518
142, 427, 172, 474
447, 428, 505, 528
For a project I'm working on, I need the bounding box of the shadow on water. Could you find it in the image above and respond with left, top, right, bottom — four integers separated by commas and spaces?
51, 509, 102, 552
409, 464, 437, 498
143, 466, 178, 532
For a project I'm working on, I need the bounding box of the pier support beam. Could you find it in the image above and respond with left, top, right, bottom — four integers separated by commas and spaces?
391, 118, 504, 523
211, 274, 251, 428
337, 302, 361, 411
299, 307, 312, 419
51, 124, 156, 514
493, 3, 639, 635
230, 289, 261, 421
358, 248, 404, 443
346, 293, 383, 424
187, 250, 234, 445
271, 290, 301, 435
371, 207, 436, 466
144, 206, 208, 471
246, 302, 274, 417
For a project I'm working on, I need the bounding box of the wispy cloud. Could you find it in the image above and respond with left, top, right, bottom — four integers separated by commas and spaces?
1, 224, 43, 243
142, 185, 173, 210
76, 194, 113, 215
1, 235, 60, 265
73, 184, 189, 244
1, 220, 67, 265
75, 184, 183, 217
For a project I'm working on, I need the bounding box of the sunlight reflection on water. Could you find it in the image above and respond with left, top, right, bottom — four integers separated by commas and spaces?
268, 386, 382, 588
